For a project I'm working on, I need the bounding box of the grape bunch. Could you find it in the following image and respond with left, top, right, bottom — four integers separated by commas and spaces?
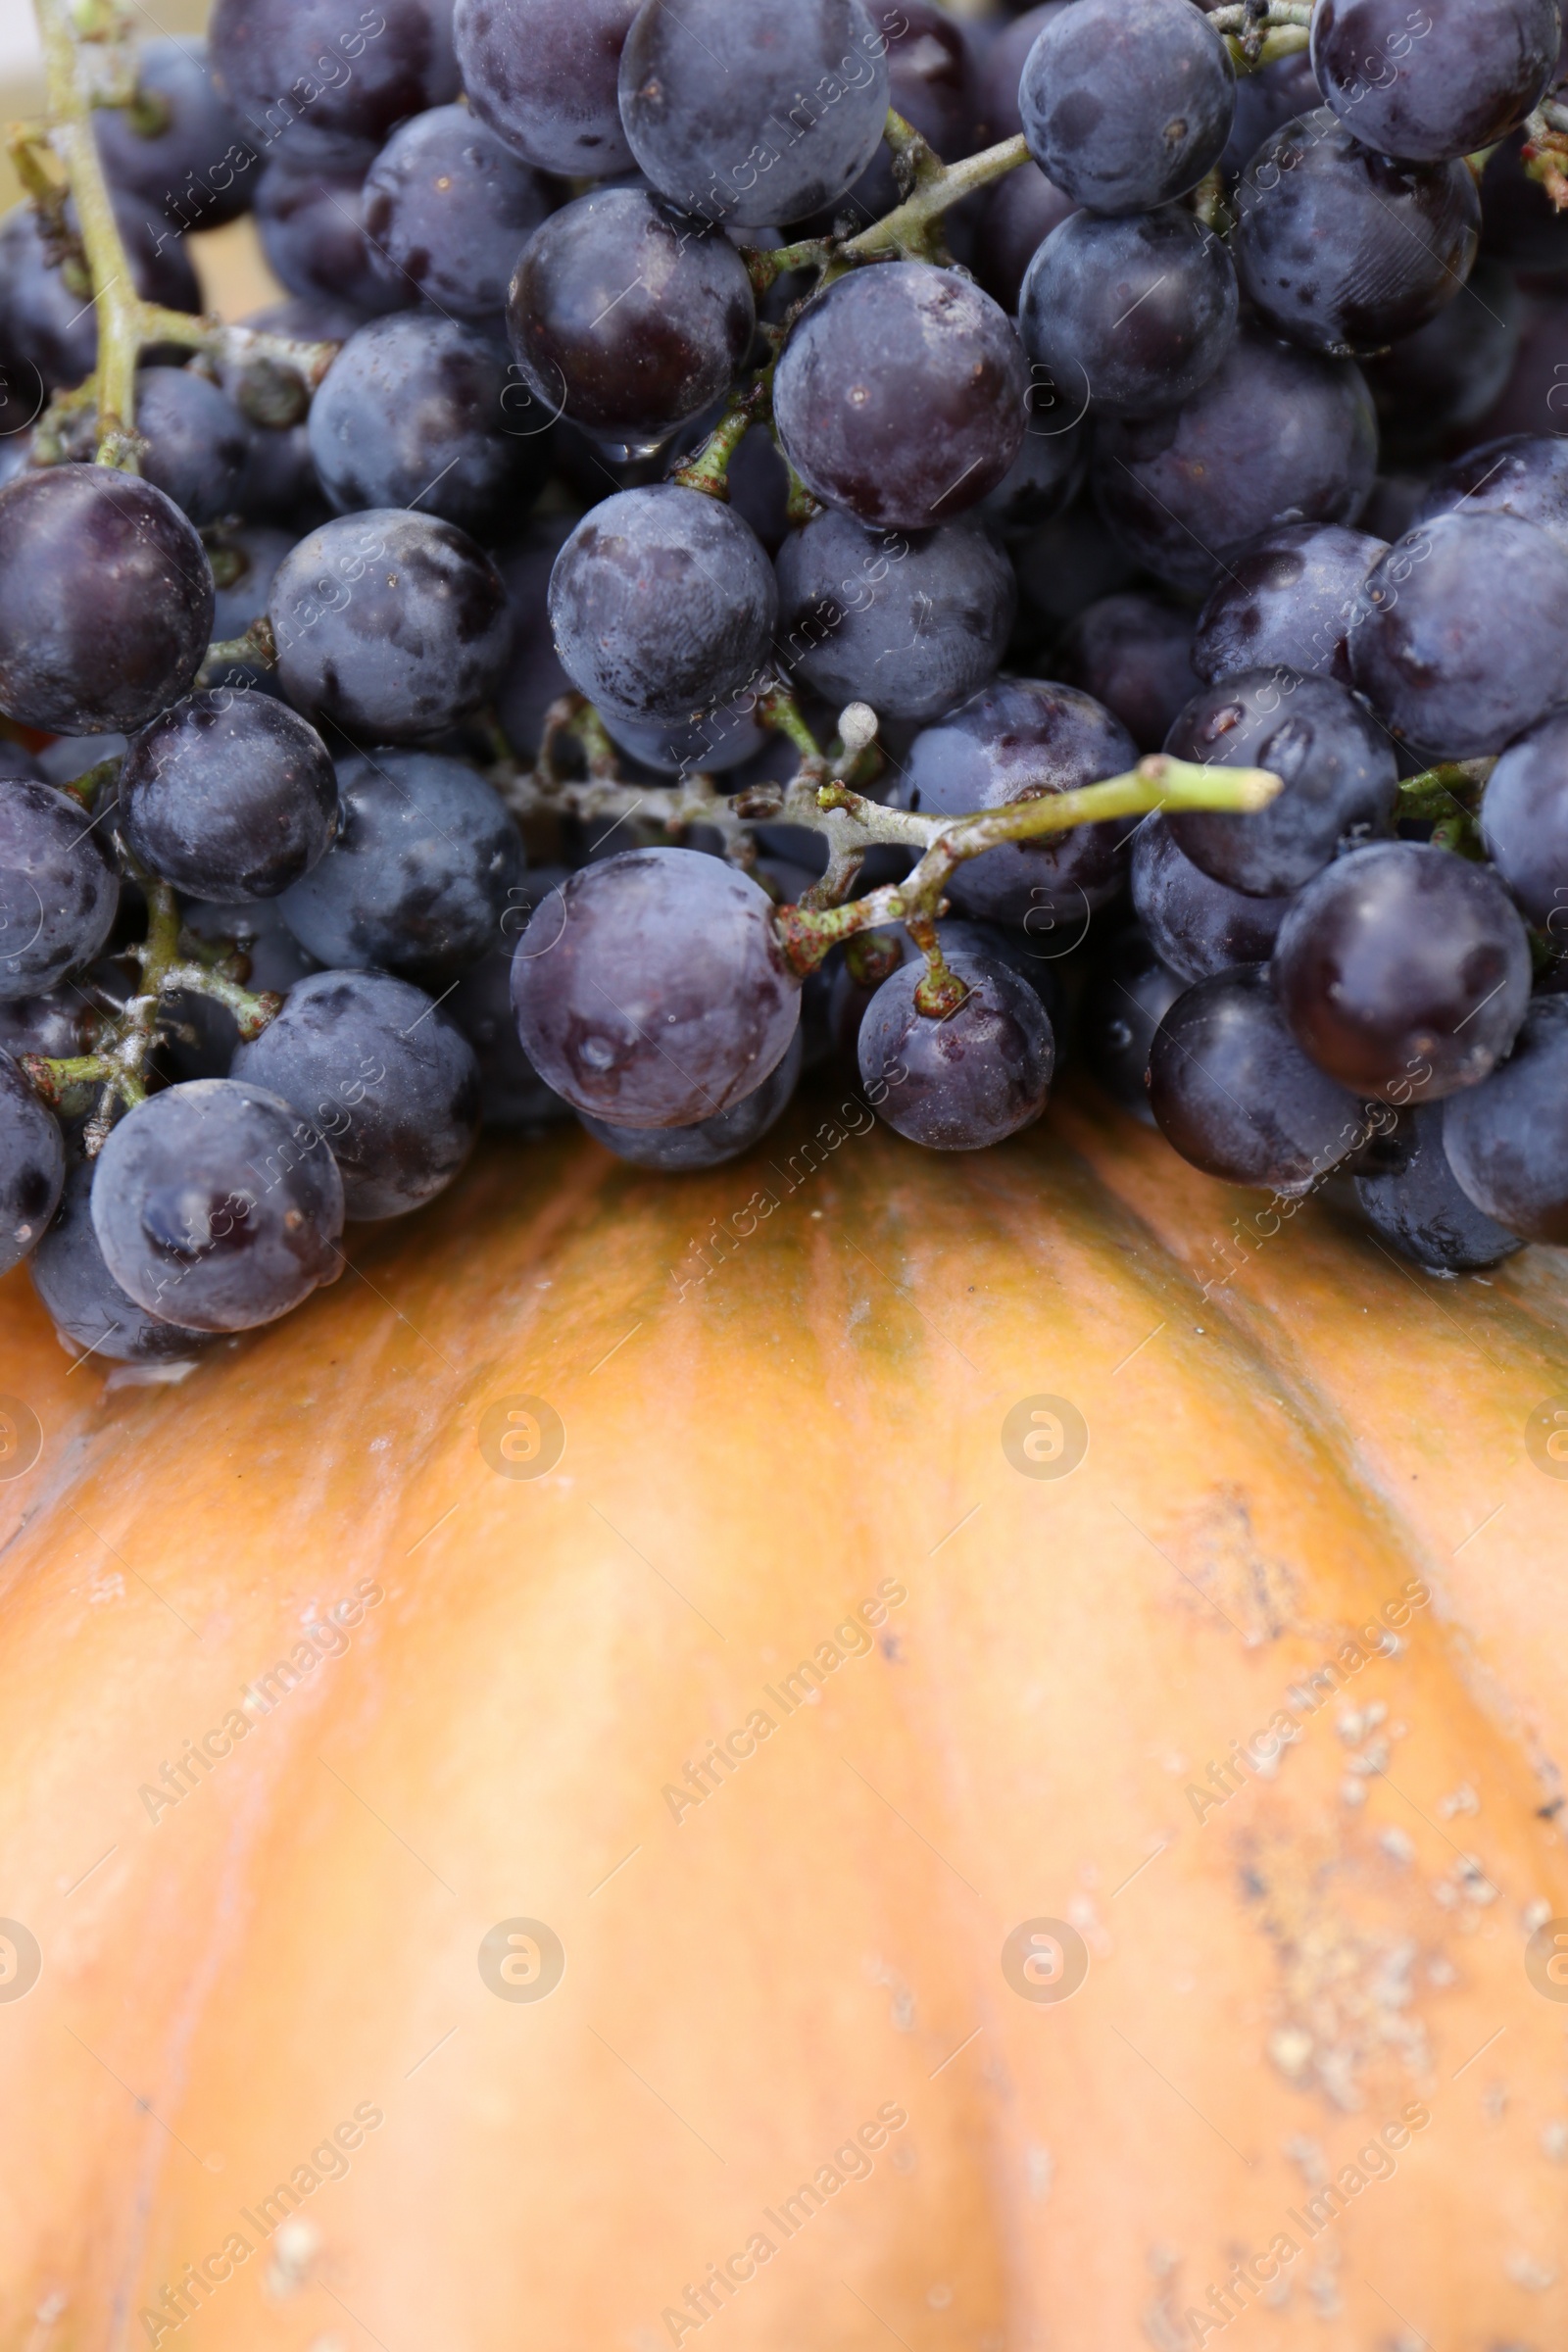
2, 0, 1568, 1374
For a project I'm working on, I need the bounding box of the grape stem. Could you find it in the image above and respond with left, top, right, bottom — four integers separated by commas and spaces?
196, 615, 279, 687
30, 0, 340, 465
1204, 0, 1314, 71
748, 125, 1032, 287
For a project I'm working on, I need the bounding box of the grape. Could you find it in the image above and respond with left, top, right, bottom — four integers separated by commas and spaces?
510, 847, 801, 1127
773, 263, 1027, 533
1092, 329, 1378, 595
1018, 0, 1236, 216
308, 313, 548, 539
242, 292, 371, 345
1274, 842, 1531, 1103
269, 509, 512, 744
232, 967, 479, 1217
1191, 521, 1388, 689
1065, 593, 1197, 754
1218, 46, 1321, 178
507, 188, 755, 449
1310, 0, 1559, 166
362, 103, 549, 323
1353, 1103, 1522, 1273
1233, 112, 1479, 361
548, 487, 777, 723
278, 746, 524, 980
0, 986, 90, 1063
975, 3, 1070, 143
0, 194, 199, 396
617, 0, 891, 230
1165, 669, 1397, 898
29, 1154, 214, 1364
972, 161, 1078, 315
94, 38, 259, 233
449, 869, 573, 1128
121, 691, 338, 903
1131, 813, 1291, 985
601, 700, 767, 778
208, 524, 296, 687
494, 519, 574, 760
858, 948, 1054, 1151
454, 0, 639, 177
1444, 995, 1568, 1242
1348, 511, 1568, 758
977, 414, 1087, 535
1020, 206, 1238, 419
90, 1076, 345, 1330
0, 1050, 65, 1274
255, 159, 416, 315
1082, 923, 1183, 1124
775, 510, 1015, 724
583, 1025, 804, 1169
1481, 706, 1568, 926
233, 424, 325, 533
724, 421, 792, 557
1415, 432, 1568, 561
209, 0, 460, 168
134, 367, 252, 527
905, 677, 1138, 926
1149, 965, 1360, 1193
0, 468, 215, 737
155, 894, 319, 1087
826, 1, 981, 231
1362, 261, 1522, 460
1011, 494, 1140, 629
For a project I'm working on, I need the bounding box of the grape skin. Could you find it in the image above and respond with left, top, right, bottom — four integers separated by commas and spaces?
1481, 706, 1568, 927
0, 781, 120, 999
269, 509, 512, 745
1415, 432, 1568, 561
1149, 965, 1360, 1194
1363, 262, 1522, 461
774, 511, 1016, 725
1192, 521, 1388, 689
94, 39, 259, 233
0, 1049, 64, 1274
134, 367, 253, 527
122, 692, 339, 904
1082, 923, 1183, 1125
972, 162, 1078, 316
1310, 0, 1560, 167
233, 967, 480, 1219
90, 1076, 346, 1331
510, 848, 801, 1129
454, 0, 639, 177
1131, 813, 1291, 985
29, 1155, 213, 1363
1019, 206, 1239, 420
255, 160, 416, 315
1018, 0, 1236, 216
1354, 1103, 1522, 1274
209, 0, 460, 170
1445, 996, 1568, 1243
582, 1027, 804, 1170
858, 949, 1055, 1152
449, 870, 574, 1130
493, 521, 573, 762
0, 194, 199, 396
773, 263, 1028, 534
362, 102, 549, 322
1066, 593, 1197, 753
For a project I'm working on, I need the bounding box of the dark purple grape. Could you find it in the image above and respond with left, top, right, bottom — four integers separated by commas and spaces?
1463, 293, 1568, 444
1165, 669, 1397, 898
1444, 994, 1568, 1240
1357, 471, 1432, 544
601, 700, 767, 777
207, 524, 295, 686
0, 986, 90, 1064
827, 2, 981, 229
153, 894, 319, 1086
308, 313, 547, 539
269, 509, 511, 744
975, 4, 1070, 143
905, 677, 1138, 926
548, 487, 777, 723
1150, 964, 1361, 1192
977, 413, 1088, 534
510, 847, 800, 1126
583, 1024, 803, 1168
232, 424, 326, 532
1019, 0, 1236, 216
454, 0, 638, 176
233, 966, 479, 1217
1353, 1102, 1522, 1271
858, 947, 1054, 1150
1481, 705, 1568, 925
775, 510, 1015, 724
362, 103, 549, 322
90, 1075, 345, 1329
774, 263, 1027, 533
134, 367, 252, 526
255, 161, 414, 315
1011, 494, 1141, 628
1020, 206, 1238, 419
33, 735, 127, 790
29, 1154, 212, 1364
94, 38, 259, 233
1232, 112, 1479, 360
724, 421, 792, 557
972, 161, 1078, 315
1275, 841, 1531, 1103
1218, 45, 1321, 178
494, 519, 573, 760
1065, 593, 1197, 753
0, 194, 199, 397
1311, 0, 1559, 165
278, 746, 524, 979
1192, 520, 1388, 688
1082, 922, 1183, 1123
1131, 812, 1291, 984
449, 869, 573, 1128
0, 1049, 64, 1273
1092, 330, 1378, 595
1362, 261, 1522, 460
121, 691, 337, 902
209, 0, 460, 168
1349, 511, 1568, 757
241, 292, 369, 344
617, 0, 890, 229
0, 468, 214, 736
1415, 432, 1568, 559
507, 188, 754, 448
1480, 127, 1568, 271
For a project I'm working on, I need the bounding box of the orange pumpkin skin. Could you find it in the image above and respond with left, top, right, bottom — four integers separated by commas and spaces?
2, 1095, 1566, 2351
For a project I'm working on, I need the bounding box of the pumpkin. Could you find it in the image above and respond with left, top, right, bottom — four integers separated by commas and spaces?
2, 1085, 1566, 2350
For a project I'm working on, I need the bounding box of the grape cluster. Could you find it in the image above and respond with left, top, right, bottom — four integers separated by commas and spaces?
4, 0, 1568, 1372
